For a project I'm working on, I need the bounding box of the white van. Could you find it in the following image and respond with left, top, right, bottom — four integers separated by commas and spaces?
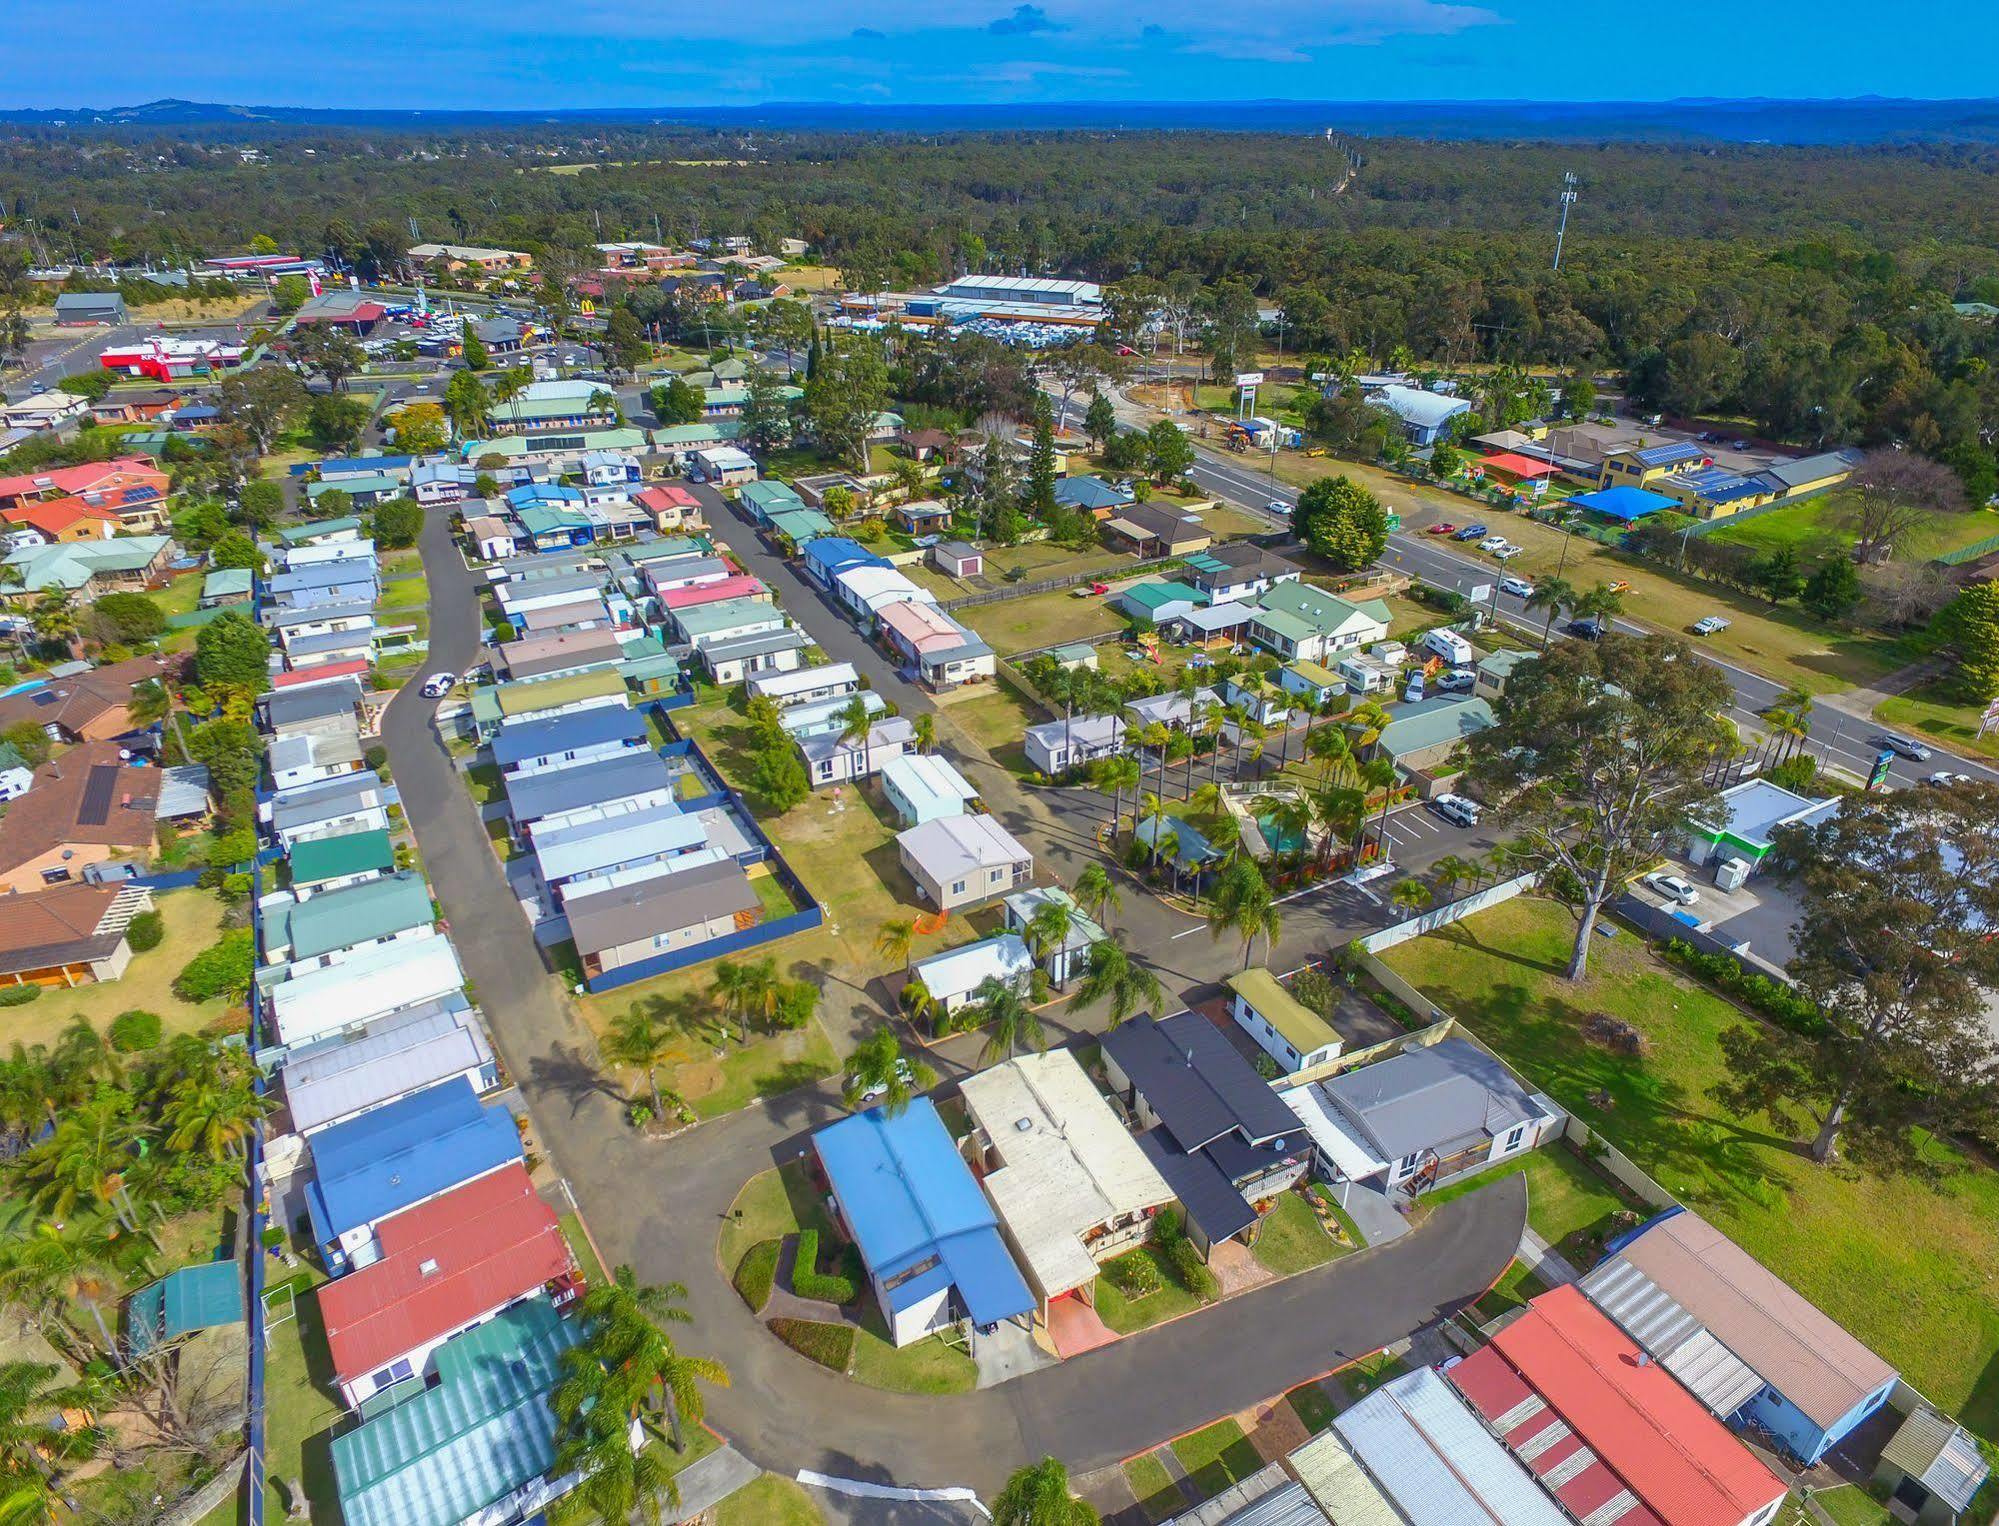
1421, 627, 1474, 667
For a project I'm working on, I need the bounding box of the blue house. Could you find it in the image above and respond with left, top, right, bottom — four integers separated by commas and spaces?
304, 1077, 523, 1272
1580, 1207, 1897, 1467
799, 536, 890, 590
814, 1098, 1033, 1347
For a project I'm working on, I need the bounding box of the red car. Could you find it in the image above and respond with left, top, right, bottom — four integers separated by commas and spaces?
1427, 522, 1457, 536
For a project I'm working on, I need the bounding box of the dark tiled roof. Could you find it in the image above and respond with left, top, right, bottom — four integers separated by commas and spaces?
1103, 1010, 1298, 1149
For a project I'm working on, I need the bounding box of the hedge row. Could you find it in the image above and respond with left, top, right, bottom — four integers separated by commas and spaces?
734, 1239, 781, 1313
1661, 938, 1826, 1036
790, 1229, 860, 1306
766, 1317, 855, 1372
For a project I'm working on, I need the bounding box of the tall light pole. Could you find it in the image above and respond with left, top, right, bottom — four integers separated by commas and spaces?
1553, 173, 1579, 272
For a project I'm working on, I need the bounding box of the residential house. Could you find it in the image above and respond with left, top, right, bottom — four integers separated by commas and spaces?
1370, 696, 1494, 775
0, 881, 151, 988
1580, 1208, 1897, 1467
658, 573, 769, 619
699, 628, 810, 686
267, 935, 465, 1050
563, 858, 763, 981
1220, 674, 1290, 728
1023, 713, 1125, 776
1447, 1286, 1789, 1526
672, 596, 787, 651
0, 390, 88, 432
1365, 384, 1472, 445
778, 689, 887, 742
897, 813, 1033, 910
468, 670, 628, 738
484, 387, 618, 437
268, 774, 394, 850
1099, 1011, 1310, 1259
738, 480, 806, 523
1125, 687, 1221, 733
800, 537, 889, 589
490, 706, 649, 777
0, 742, 161, 893
530, 801, 710, 906
285, 829, 395, 899
1247, 583, 1390, 664
634, 484, 702, 532
261, 677, 376, 741
1, 495, 118, 543
258, 871, 436, 972
2, 536, 174, 601
1334, 1367, 1569, 1526
874, 600, 995, 688
930, 540, 983, 578
879, 752, 979, 827
1101, 503, 1212, 557
1181, 544, 1299, 604
893, 499, 952, 535
1226, 968, 1342, 1074
1052, 476, 1133, 517
833, 566, 936, 627
1473, 647, 1534, 702
907, 934, 1034, 1018
796, 715, 915, 786
0, 743, 33, 803
504, 752, 672, 841
319, 1163, 574, 1408
0, 456, 169, 515
747, 661, 858, 711
489, 629, 624, 684
767, 507, 836, 547
0, 654, 170, 744
691, 446, 757, 486
898, 427, 953, 462
1274, 660, 1344, 710
1158, 596, 1262, 646
812, 1100, 1035, 1347
278, 996, 495, 1137
304, 1075, 524, 1271
959, 1050, 1174, 1320
201, 568, 253, 607
264, 560, 380, 612
268, 729, 365, 791
1284, 1037, 1562, 1202
307, 474, 401, 510
1002, 885, 1106, 987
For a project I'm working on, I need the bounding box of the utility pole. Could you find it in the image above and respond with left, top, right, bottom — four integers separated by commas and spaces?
1553, 173, 1579, 272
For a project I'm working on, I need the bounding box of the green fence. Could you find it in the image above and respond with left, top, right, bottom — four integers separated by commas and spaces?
1936, 533, 1999, 567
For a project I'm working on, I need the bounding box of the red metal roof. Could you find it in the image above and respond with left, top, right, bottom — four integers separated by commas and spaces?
661, 574, 766, 610
317, 1162, 573, 1384
272, 659, 371, 689
636, 485, 700, 510
1476, 451, 1557, 479
0, 456, 165, 507
1450, 1285, 1785, 1526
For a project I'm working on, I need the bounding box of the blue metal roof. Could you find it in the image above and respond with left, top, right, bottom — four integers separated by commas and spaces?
813, 1098, 1033, 1328
1675, 465, 1764, 503
506, 482, 583, 508
488, 705, 648, 767
800, 537, 890, 580
1569, 486, 1676, 522
304, 1077, 522, 1246
1053, 476, 1130, 509
502, 750, 671, 824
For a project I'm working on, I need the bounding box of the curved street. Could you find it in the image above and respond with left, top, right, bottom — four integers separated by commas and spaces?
380, 503, 1526, 1494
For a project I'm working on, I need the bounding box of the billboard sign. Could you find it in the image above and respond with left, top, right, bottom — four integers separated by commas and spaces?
1234, 371, 1265, 387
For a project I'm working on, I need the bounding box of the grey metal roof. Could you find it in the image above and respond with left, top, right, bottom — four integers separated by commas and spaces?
268, 599, 375, 628
156, 765, 211, 820
1137, 1128, 1257, 1246
698, 627, 810, 665
281, 996, 489, 1134
489, 705, 646, 767
1164, 1464, 1327, 1526
532, 802, 707, 883
1103, 1011, 1300, 1150
263, 680, 362, 729
271, 775, 386, 830
1317, 1038, 1538, 1163
1579, 1256, 1766, 1419
564, 858, 758, 956
503, 751, 670, 825
284, 627, 375, 657
1880, 1408, 1990, 1513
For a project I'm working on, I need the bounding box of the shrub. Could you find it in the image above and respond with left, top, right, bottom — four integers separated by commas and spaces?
0, 986, 41, 1008
219, 871, 254, 904
1661, 937, 1825, 1035
766, 1317, 855, 1371
108, 1010, 164, 1052
364, 744, 390, 774
790, 1229, 860, 1305
1168, 1237, 1221, 1301
172, 930, 255, 1003
1288, 967, 1341, 1020
734, 1240, 781, 1312
1104, 1249, 1163, 1299
124, 909, 165, 953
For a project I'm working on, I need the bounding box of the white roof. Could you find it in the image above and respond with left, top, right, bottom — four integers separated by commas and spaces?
281, 997, 489, 1134
898, 813, 1031, 880
269, 937, 467, 1048
1369, 384, 1473, 429
696, 446, 755, 468
958, 1050, 1173, 1301
747, 661, 858, 701
879, 752, 979, 814
1335, 1367, 1567, 1526
910, 933, 1035, 1005
835, 565, 935, 612
1282, 1083, 1391, 1180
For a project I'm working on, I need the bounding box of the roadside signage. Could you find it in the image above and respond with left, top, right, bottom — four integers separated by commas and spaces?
1866, 749, 1895, 791
1980, 699, 1999, 738
1234, 371, 1265, 387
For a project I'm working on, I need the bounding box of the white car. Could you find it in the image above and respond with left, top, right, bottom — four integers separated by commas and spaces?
419, 671, 458, 699
1435, 668, 1476, 693
854, 1058, 916, 1105
1492, 544, 1525, 561
1478, 534, 1509, 551
1692, 616, 1732, 635
1923, 771, 1974, 788
1644, 872, 1700, 906
1431, 793, 1481, 827
1499, 576, 1535, 598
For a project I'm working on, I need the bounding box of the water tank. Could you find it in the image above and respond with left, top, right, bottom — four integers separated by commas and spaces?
1714, 856, 1752, 892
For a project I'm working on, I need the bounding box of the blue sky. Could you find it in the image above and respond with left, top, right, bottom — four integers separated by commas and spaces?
1, 0, 1994, 108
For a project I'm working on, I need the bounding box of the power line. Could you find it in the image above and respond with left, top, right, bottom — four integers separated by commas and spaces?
1553, 172, 1579, 272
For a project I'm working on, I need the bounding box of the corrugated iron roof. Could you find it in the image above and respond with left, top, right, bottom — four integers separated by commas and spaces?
1580, 1257, 1766, 1421
1879, 1407, 1990, 1512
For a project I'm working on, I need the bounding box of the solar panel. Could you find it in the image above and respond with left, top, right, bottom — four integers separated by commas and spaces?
78, 764, 119, 826
31, 691, 57, 707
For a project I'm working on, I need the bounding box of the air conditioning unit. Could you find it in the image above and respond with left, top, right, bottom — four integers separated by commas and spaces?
1713, 856, 1752, 892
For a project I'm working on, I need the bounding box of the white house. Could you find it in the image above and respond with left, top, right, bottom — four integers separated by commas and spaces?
1023, 713, 1125, 776
908, 934, 1035, 1016
268, 937, 468, 1050
1226, 968, 1343, 1074
897, 814, 1034, 911
879, 752, 979, 827
746, 661, 859, 710
833, 565, 936, 626
796, 715, 913, 786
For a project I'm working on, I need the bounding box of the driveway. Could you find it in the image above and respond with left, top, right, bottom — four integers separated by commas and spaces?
384, 499, 1527, 1494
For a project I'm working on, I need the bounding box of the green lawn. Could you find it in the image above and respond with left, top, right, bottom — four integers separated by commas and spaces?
959, 586, 1126, 655
1423, 1144, 1642, 1270
1251, 1190, 1347, 1275
1383, 895, 1999, 1437
1801, 1485, 1893, 1526
1709, 494, 1999, 564
719, 1162, 833, 1276
560, 1211, 608, 1283
748, 870, 800, 921
1336, 1350, 1408, 1404
847, 1307, 978, 1395
1122, 1451, 1183, 1524
941, 684, 1046, 774
1170, 1418, 1264, 1500
1471, 1259, 1551, 1324
1875, 682, 1999, 760
714, 1474, 824, 1526
376, 576, 430, 612
261, 1271, 345, 1525
1285, 1380, 1339, 1435
464, 762, 505, 805
1093, 1245, 1209, 1334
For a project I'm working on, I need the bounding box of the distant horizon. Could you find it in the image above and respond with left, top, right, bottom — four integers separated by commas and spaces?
1, 1, 1992, 115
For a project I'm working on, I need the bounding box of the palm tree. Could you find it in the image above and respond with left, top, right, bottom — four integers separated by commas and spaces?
20, 1090, 146, 1231
1207, 859, 1281, 969
901, 976, 937, 1034
874, 917, 916, 970
1072, 938, 1163, 1028
1072, 862, 1121, 933
1390, 879, 1434, 916
28, 593, 77, 659
912, 712, 938, 755
837, 695, 876, 778
1253, 793, 1311, 864
710, 956, 778, 1043
1139, 792, 1167, 870
975, 975, 1045, 1063
1026, 900, 1074, 990
162, 1067, 267, 1162
992, 1456, 1099, 1526
0, 1223, 127, 1356
1306, 722, 1354, 786
1355, 756, 1397, 863
1431, 853, 1477, 904
1089, 754, 1141, 846
1571, 580, 1626, 630
0, 1360, 100, 1520
1525, 575, 1577, 651
552, 1268, 729, 1525
600, 1004, 685, 1123
842, 1027, 934, 1116
1312, 784, 1365, 872
1761, 684, 1813, 763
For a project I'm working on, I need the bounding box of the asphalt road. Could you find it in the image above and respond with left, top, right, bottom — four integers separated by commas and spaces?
382, 495, 1526, 1495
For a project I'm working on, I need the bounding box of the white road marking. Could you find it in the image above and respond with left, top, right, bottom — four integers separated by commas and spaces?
796, 1471, 990, 1516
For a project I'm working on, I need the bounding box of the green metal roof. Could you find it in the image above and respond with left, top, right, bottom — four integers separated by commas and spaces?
766, 507, 836, 543
332, 1299, 584, 1526
653, 421, 743, 446
516, 504, 590, 537
493, 669, 626, 716
202, 568, 255, 597
126, 1260, 243, 1355
621, 652, 682, 684
308, 476, 399, 500
1124, 580, 1203, 613
1255, 581, 1389, 638
276, 515, 362, 544
1228, 967, 1338, 1057
739, 480, 805, 513
1376, 696, 1495, 761
282, 872, 435, 961
288, 828, 395, 886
